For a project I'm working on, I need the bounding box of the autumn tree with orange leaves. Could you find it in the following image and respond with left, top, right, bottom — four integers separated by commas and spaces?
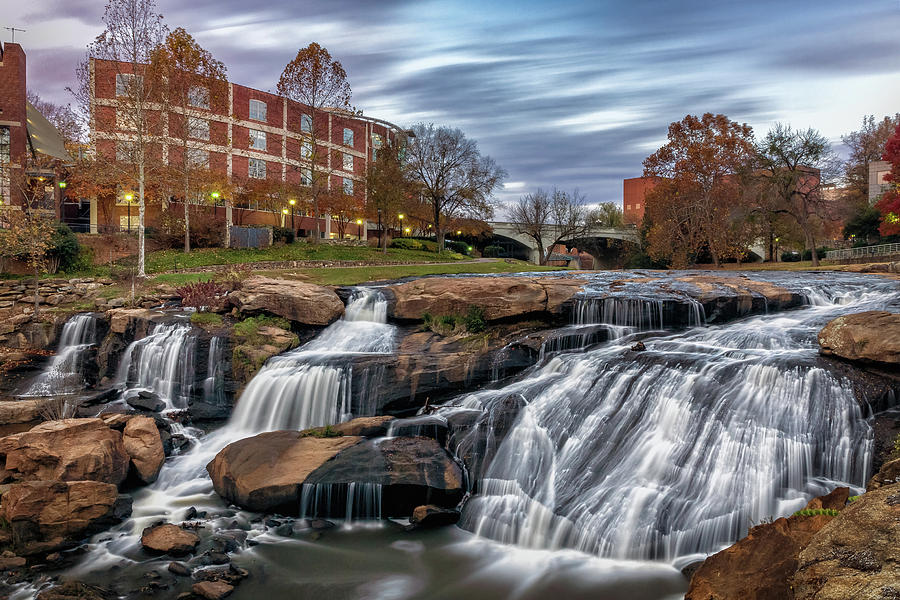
149, 27, 228, 253
875, 123, 900, 237
277, 43, 352, 244
643, 113, 756, 268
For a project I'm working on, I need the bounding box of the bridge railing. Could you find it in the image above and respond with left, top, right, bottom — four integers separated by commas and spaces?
825, 242, 900, 262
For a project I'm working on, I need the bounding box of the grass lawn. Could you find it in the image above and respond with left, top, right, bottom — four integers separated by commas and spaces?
701, 261, 845, 272
282, 260, 568, 286
141, 244, 465, 273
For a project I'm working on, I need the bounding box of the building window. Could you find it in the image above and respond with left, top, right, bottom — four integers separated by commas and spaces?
186, 148, 209, 168
248, 158, 266, 179
301, 140, 312, 160
342, 153, 353, 171
635, 203, 641, 209
188, 117, 209, 140
372, 133, 383, 149
301, 114, 312, 133
626, 204, 631, 210
0, 127, 9, 205
343, 177, 353, 195
343, 128, 354, 147
301, 167, 312, 186
116, 141, 136, 162
115, 73, 141, 97
188, 86, 209, 109
116, 109, 137, 131
877, 171, 889, 185
249, 99, 267, 122
249, 129, 266, 151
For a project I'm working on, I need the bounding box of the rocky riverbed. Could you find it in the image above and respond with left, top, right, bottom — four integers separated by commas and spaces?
0, 269, 897, 599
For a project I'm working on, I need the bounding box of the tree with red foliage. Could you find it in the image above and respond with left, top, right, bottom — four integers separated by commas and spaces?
875, 124, 900, 237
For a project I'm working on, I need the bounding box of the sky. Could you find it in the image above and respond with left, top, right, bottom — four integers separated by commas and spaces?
6, 0, 900, 208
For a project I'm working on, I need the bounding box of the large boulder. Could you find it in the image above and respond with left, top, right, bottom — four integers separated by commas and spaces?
818, 311, 900, 365
384, 276, 585, 322
207, 431, 361, 512
228, 277, 344, 326
671, 275, 804, 322
140, 523, 200, 556
122, 416, 165, 484
0, 418, 129, 486
0, 399, 48, 424
868, 457, 900, 491
1, 480, 132, 555
304, 436, 465, 516
793, 485, 900, 600
685, 488, 848, 600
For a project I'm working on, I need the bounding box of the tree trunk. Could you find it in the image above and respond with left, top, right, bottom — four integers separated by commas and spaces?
33, 268, 40, 316
184, 174, 191, 253
225, 199, 232, 248
312, 197, 320, 245
807, 230, 819, 267
711, 250, 720, 268
138, 163, 146, 278
537, 241, 546, 265
434, 198, 443, 251
381, 226, 388, 253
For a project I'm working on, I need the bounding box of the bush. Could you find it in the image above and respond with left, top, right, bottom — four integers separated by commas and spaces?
233, 314, 292, 344
190, 312, 223, 327
390, 238, 425, 251
444, 240, 469, 255
801, 246, 831, 261
781, 251, 802, 262
49, 223, 81, 273
63, 246, 95, 274
215, 263, 253, 288
176, 280, 225, 310
462, 305, 485, 333
273, 226, 295, 244
482, 245, 503, 258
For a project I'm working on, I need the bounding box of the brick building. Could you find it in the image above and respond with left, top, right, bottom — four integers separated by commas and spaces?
622, 176, 657, 225
87, 58, 408, 238
0, 42, 69, 216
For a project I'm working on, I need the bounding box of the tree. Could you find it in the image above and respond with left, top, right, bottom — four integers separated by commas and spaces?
588, 202, 624, 228
875, 123, 900, 237
71, 0, 167, 277
365, 138, 416, 252
148, 27, 227, 253
277, 43, 352, 244
643, 113, 756, 267
842, 114, 900, 205
752, 124, 839, 267
406, 123, 506, 251
511, 188, 588, 264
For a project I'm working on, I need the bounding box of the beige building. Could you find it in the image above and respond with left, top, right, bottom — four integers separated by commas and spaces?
869, 160, 892, 203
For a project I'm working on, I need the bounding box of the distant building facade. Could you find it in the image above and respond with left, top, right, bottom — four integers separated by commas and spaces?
87, 57, 408, 238
869, 160, 892, 204
0, 42, 69, 216
622, 176, 657, 225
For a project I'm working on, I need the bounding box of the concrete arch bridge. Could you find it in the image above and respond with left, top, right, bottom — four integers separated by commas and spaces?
487, 221, 641, 264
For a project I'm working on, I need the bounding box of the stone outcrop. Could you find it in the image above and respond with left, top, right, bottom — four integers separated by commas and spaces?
0, 418, 130, 486
0, 398, 50, 424
384, 276, 585, 322
207, 431, 361, 512
208, 420, 465, 516
793, 485, 900, 600
228, 277, 344, 326
685, 488, 848, 600
231, 325, 298, 384
122, 416, 165, 484
818, 311, 900, 365
868, 457, 900, 491
140, 523, 200, 556
301, 415, 395, 438
1, 480, 132, 555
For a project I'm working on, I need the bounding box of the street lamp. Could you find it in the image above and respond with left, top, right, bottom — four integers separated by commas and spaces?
281, 207, 289, 228
456, 230, 462, 236
124, 194, 134, 232
404, 227, 411, 236
355, 218, 363, 241
58, 182, 67, 189
289, 198, 296, 235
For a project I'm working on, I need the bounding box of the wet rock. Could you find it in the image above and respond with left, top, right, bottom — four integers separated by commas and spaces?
384, 276, 585, 321
0, 399, 49, 424
231, 325, 298, 384
0, 418, 129, 486
446, 393, 527, 482
309, 519, 336, 530
300, 415, 395, 438
2, 480, 132, 555
140, 524, 200, 556
409, 504, 461, 528
868, 457, 900, 491
630, 341, 646, 351
228, 276, 344, 326
686, 488, 848, 600
122, 416, 165, 483
793, 484, 900, 599
0, 556, 26, 570
125, 390, 165, 412
168, 561, 191, 576
208, 431, 361, 513
35, 581, 118, 600
818, 311, 900, 365
192, 580, 234, 600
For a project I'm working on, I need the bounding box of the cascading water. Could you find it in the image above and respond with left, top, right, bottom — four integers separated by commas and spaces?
23, 313, 98, 396
116, 322, 197, 410
452, 276, 897, 564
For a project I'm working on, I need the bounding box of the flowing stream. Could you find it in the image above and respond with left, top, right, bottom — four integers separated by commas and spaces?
16, 273, 900, 600
23, 313, 99, 396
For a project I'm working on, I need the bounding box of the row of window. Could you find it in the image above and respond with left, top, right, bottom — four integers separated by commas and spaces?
625, 203, 642, 211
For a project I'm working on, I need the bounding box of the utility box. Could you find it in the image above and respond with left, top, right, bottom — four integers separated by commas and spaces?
229, 225, 272, 249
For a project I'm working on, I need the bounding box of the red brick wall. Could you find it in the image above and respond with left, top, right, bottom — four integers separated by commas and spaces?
0, 43, 28, 206
623, 177, 656, 225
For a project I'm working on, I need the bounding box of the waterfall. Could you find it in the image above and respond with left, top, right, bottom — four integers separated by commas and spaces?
449, 277, 897, 561
24, 313, 98, 396
201, 336, 226, 406
228, 287, 395, 436
116, 322, 197, 410
299, 482, 384, 521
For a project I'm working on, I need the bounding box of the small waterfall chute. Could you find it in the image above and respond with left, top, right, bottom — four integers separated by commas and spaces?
23, 313, 98, 396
